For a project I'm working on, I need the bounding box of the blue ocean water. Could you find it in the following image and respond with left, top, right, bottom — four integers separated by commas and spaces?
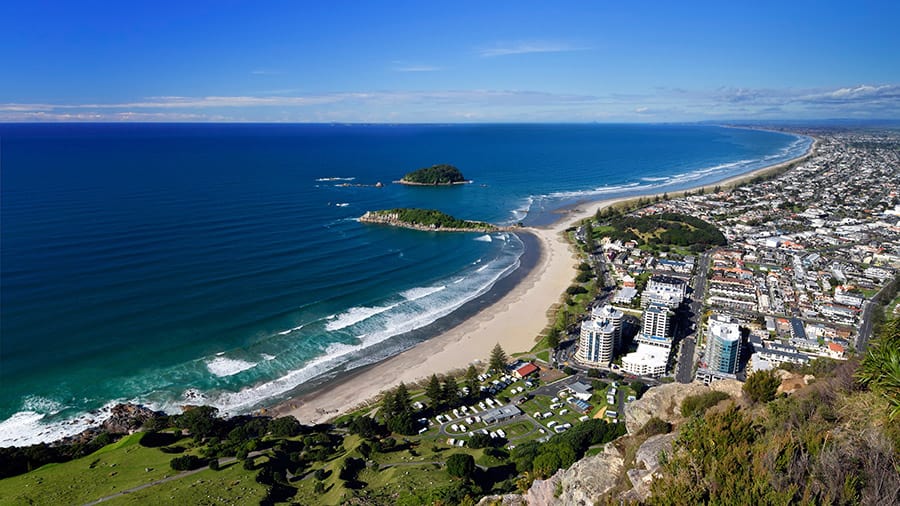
0, 123, 810, 445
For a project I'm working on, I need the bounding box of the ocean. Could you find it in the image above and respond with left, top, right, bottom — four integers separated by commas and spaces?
0, 123, 810, 446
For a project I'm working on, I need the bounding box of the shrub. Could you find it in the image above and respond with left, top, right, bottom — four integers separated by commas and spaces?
681, 391, 730, 417
267, 416, 301, 437
446, 453, 475, 480
744, 370, 781, 403
566, 285, 588, 296
638, 417, 672, 437
169, 455, 204, 471
468, 433, 493, 449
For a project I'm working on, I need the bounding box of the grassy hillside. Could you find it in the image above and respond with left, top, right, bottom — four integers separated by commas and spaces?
0, 432, 268, 506
595, 212, 726, 253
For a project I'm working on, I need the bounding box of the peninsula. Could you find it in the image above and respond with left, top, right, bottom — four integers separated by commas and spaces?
359, 208, 498, 232
396, 164, 471, 185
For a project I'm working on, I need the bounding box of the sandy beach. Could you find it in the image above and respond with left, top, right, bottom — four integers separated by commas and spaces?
275, 139, 816, 425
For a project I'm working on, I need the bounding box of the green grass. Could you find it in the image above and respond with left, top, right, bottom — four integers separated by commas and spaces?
502, 422, 534, 439
535, 350, 550, 363
0, 433, 196, 506
102, 461, 267, 505
531, 333, 552, 353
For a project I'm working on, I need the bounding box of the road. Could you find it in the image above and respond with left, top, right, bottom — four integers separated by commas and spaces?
675, 337, 696, 383
857, 277, 897, 352
675, 252, 710, 383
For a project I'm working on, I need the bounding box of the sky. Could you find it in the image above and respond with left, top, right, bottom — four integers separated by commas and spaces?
2, 0, 899, 122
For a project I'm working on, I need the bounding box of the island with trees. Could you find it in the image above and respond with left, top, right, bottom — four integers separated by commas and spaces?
360, 208, 500, 232
397, 164, 471, 186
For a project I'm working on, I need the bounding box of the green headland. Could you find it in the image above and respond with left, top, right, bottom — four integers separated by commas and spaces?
398, 164, 470, 185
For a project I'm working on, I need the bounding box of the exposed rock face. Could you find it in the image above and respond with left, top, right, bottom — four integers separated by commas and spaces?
527, 443, 625, 506
625, 433, 678, 501
101, 403, 160, 434
476, 495, 528, 506
775, 369, 814, 394
624, 380, 744, 433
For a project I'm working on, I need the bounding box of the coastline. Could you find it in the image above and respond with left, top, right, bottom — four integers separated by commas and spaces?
274, 136, 818, 425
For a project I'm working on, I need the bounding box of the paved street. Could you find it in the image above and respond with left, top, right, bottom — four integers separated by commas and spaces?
675, 252, 710, 383
675, 337, 696, 383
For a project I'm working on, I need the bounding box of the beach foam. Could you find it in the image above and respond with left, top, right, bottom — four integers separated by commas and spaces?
0, 400, 121, 448
325, 302, 403, 331
400, 285, 446, 301
206, 356, 258, 377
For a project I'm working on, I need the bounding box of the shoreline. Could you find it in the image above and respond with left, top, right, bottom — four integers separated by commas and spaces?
274, 135, 817, 425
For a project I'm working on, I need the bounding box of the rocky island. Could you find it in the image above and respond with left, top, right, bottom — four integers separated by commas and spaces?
396, 164, 471, 185
359, 208, 499, 232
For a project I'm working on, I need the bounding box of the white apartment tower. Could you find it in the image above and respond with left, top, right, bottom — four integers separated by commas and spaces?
641, 303, 672, 340
576, 305, 624, 367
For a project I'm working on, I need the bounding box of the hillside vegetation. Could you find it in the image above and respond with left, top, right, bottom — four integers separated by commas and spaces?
596, 212, 726, 252
400, 164, 467, 185
362, 208, 496, 231
641, 319, 900, 505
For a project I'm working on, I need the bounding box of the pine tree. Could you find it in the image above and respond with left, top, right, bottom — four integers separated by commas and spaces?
465, 365, 479, 398
425, 374, 442, 405
393, 382, 411, 415
442, 377, 459, 406
583, 221, 595, 252
547, 328, 561, 350
489, 343, 508, 373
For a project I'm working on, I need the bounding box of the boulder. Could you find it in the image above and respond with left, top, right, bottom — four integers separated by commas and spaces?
476, 495, 528, 506
102, 403, 160, 434
624, 382, 707, 433
526, 443, 625, 506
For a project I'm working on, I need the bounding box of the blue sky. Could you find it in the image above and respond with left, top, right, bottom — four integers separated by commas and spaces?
2, 1, 898, 122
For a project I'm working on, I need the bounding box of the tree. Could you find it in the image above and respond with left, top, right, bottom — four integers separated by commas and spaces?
489, 343, 508, 373
349, 415, 384, 439
384, 383, 418, 435
425, 374, 443, 405
441, 377, 459, 406
857, 318, 900, 419
547, 328, 561, 350
177, 406, 219, 438
465, 365, 479, 397
468, 433, 493, 449
630, 381, 649, 399
446, 453, 475, 480
267, 416, 301, 437
743, 369, 781, 403
583, 221, 595, 252
170, 455, 204, 471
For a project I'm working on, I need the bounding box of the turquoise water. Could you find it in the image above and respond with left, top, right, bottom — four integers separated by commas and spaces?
0, 123, 810, 445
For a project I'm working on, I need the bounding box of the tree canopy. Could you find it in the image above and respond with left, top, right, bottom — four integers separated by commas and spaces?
743, 369, 781, 403
489, 343, 508, 373
446, 453, 476, 480
401, 164, 467, 185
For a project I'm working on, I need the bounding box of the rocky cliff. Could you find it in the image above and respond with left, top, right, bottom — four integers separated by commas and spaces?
479, 381, 746, 505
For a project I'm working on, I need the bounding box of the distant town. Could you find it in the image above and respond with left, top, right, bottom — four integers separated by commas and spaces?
563, 128, 899, 388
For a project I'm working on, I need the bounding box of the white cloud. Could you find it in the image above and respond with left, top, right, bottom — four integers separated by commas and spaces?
1, 83, 897, 122
478, 41, 588, 57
